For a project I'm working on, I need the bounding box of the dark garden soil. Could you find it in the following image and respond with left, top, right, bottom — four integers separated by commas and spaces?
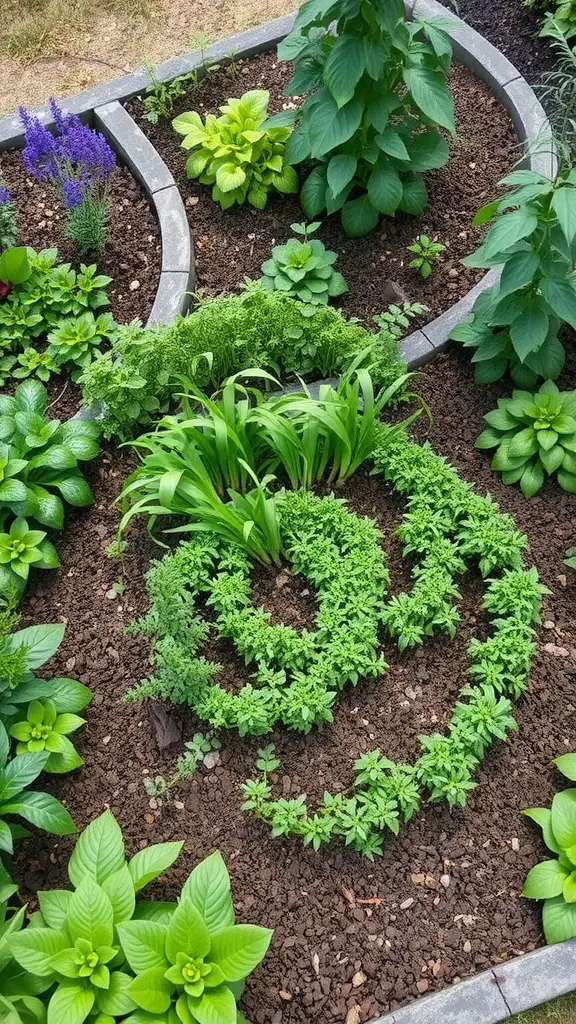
127, 52, 518, 324
0, 154, 161, 325
456, 0, 557, 86
10, 338, 576, 1023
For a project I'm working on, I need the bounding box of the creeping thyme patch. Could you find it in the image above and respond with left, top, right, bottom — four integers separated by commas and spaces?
131, 426, 544, 857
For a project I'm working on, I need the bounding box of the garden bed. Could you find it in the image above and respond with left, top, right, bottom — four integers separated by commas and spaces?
127, 52, 517, 322
10, 340, 576, 1024
0, 152, 162, 325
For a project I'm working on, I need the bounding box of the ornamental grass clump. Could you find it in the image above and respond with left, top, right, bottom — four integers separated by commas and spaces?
476, 381, 576, 496
19, 99, 115, 253
172, 89, 298, 210
258, 221, 348, 305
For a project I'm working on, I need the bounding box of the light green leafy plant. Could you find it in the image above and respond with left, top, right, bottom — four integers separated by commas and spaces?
523, 754, 576, 943
407, 234, 446, 279
46, 312, 114, 379
172, 89, 299, 210
476, 380, 576, 496
258, 221, 348, 305
565, 546, 576, 570
372, 301, 428, 340
8, 809, 273, 1024
451, 167, 576, 386
525, 0, 576, 40
0, 518, 59, 596
9, 698, 86, 773
273, 0, 454, 236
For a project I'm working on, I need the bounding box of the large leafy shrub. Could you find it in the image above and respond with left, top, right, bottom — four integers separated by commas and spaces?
8, 809, 272, 1024
451, 168, 576, 386
274, 0, 454, 236
523, 754, 576, 943
173, 89, 298, 210
80, 290, 406, 439
476, 380, 576, 496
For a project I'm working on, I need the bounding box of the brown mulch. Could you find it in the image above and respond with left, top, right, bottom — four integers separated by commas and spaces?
127, 51, 518, 323
11, 336, 576, 1023
0, 155, 161, 325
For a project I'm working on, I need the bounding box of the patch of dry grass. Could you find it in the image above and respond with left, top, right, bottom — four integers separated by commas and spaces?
0, 0, 154, 60
511, 994, 576, 1024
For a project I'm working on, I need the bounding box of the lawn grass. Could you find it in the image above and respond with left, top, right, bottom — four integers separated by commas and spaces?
511, 994, 576, 1024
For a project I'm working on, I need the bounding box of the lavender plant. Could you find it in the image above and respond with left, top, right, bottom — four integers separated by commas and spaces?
19, 99, 115, 253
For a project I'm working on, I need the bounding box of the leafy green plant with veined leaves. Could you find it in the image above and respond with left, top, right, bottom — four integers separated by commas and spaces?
0, 518, 60, 596
271, 0, 455, 236
258, 221, 348, 305
8, 808, 272, 1024
451, 167, 576, 386
172, 89, 298, 210
0, 378, 100, 531
407, 234, 447, 279
476, 380, 576, 496
45, 312, 115, 380
523, 753, 576, 943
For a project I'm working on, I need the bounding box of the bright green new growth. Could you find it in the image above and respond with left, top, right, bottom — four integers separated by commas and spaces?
524, 0, 576, 40
258, 221, 348, 305
275, 0, 454, 236
523, 754, 576, 944
80, 289, 406, 440
451, 167, 576, 386
172, 89, 298, 210
476, 380, 576, 497
46, 311, 114, 380
10, 698, 86, 771
7, 809, 272, 1024
407, 234, 446, 279
0, 517, 59, 594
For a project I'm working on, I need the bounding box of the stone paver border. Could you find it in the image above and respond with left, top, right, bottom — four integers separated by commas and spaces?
0, 14, 572, 1023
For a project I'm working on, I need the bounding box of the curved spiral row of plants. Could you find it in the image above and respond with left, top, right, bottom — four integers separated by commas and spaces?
130, 420, 544, 859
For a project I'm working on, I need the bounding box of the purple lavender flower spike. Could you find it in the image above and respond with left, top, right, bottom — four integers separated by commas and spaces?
19, 105, 58, 180
49, 98, 68, 134
62, 177, 83, 209
0, 185, 11, 204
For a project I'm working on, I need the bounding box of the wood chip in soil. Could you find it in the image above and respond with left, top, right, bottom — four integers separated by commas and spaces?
11, 341, 576, 1023
127, 51, 517, 323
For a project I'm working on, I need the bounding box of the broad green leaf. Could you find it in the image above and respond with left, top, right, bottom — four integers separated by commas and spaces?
38, 890, 72, 932
326, 154, 357, 198
402, 65, 455, 134
498, 249, 540, 297
300, 167, 327, 219
0, 752, 48, 800
165, 899, 210, 963
95, 972, 137, 1017
1, 791, 76, 835
551, 789, 576, 850
540, 277, 576, 331
323, 36, 366, 107
522, 859, 569, 899
404, 130, 448, 172
54, 477, 93, 507
483, 207, 539, 261
564, 871, 576, 903
209, 924, 273, 981
68, 810, 125, 887
47, 980, 94, 1024
67, 877, 114, 948
117, 920, 169, 973
367, 163, 403, 215
128, 841, 183, 894
509, 299, 549, 361
128, 968, 173, 1014
341, 195, 380, 238
7, 624, 65, 669
101, 865, 136, 923
375, 127, 410, 162
555, 754, 576, 782
398, 174, 428, 216
187, 985, 237, 1024
542, 894, 576, 943
181, 851, 234, 935
520, 460, 545, 497
132, 901, 178, 923
309, 94, 363, 159
9, 927, 68, 976
552, 186, 576, 245
0, 247, 30, 286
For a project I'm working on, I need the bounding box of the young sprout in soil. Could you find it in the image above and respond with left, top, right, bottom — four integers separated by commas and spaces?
407, 235, 447, 279
143, 731, 222, 799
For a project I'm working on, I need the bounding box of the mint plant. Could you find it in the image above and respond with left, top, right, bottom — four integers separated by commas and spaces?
523, 754, 576, 943
258, 221, 348, 305
8, 809, 272, 1024
172, 89, 299, 210
274, 0, 454, 236
476, 380, 576, 496
451, 168, 576, 385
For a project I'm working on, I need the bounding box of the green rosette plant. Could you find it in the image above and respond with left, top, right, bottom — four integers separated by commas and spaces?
172, 89, 299, 211
46, 312, 114, 380
8, 809, 273, 1024
476, 381, 576, 497
523, 753, 576, 943
258, 221, 348, 305
0, 378, 100, 532
9, 698, 86, 774
0, 518, 59, 595
451, 167, 576, 385
273, 0, 455, 236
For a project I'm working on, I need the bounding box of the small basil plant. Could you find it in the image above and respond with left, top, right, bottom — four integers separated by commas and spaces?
523, 754, 576, 943
8, 809, 273, 1024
